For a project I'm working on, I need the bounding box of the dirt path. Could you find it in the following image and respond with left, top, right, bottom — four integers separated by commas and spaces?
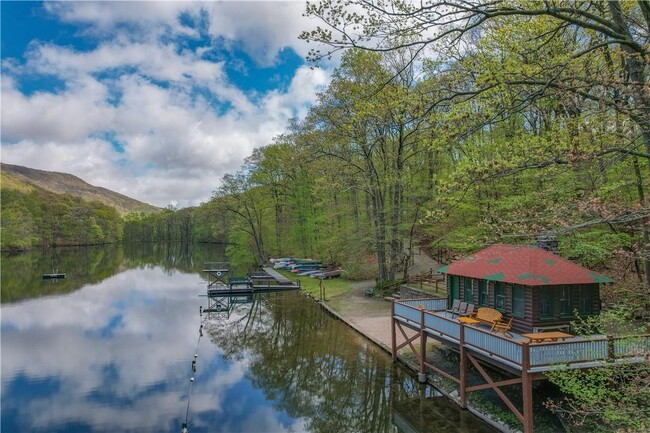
324, 252, 441, 350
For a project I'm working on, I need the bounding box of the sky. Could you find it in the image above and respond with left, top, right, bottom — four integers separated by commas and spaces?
1, 1, 331, 208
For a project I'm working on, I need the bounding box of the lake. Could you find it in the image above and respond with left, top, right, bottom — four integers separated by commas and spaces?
1, 243, 495, 433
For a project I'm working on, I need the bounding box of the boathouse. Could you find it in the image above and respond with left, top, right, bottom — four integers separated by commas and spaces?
437, 244, 613, 334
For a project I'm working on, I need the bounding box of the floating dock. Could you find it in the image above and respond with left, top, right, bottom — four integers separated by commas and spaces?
202, 265, 300, 297
254, 267, 297, 287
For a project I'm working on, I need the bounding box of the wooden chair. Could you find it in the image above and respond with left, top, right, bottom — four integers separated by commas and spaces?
446, 299, 461, 317
474, 307, 503, 329
492, 317, 513, 336
463, 304, 475, 317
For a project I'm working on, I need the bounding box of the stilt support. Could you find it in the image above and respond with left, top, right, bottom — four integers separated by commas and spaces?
418, 308, 427, 381
522, 342, 534, 433
459, 324, 468, 408
391, 301, 397, 362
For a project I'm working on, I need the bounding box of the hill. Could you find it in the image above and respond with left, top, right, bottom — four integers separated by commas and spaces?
1, 163, 159, 215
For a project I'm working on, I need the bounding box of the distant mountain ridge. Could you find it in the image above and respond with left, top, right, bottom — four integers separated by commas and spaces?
1, 163, 160, 215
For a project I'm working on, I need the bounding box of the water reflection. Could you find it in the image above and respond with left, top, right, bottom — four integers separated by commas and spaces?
204, 292, 494, 433
2, 268, 213, 432
1, 246, 494, 433
0, 243, 244, 303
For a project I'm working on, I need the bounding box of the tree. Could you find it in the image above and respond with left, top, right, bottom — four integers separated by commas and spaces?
302, 0, 650, 287
213, 170, 268, 265
301, 49, 433, 280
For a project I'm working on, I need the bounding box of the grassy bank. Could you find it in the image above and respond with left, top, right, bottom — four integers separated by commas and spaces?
278, 270, 355, 299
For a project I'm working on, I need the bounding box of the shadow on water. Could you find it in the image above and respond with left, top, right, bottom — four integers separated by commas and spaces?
203, 292, 496, 433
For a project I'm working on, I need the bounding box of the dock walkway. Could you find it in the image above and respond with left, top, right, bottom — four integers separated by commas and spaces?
260, 267, 294, 285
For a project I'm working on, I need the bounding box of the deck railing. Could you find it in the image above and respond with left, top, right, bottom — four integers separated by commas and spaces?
394, 302, 423, 324
424, 313, 460, 341
613, 335, 650, 358
528, 339, 609, 367
398, 298, 447, 311
393, 299, 650, 373
464, 326, 523, 366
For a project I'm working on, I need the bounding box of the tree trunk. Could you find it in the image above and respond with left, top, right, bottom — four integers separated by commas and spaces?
632, 156, 650, 291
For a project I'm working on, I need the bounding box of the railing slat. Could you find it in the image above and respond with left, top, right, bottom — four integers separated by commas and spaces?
529, 340, 608, 366
465, 327, 522, 365
424, 314, 460, 340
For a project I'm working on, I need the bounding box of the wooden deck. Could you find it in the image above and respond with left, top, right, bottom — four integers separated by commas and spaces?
393, 298, 649, 373
391, 298, 649, 433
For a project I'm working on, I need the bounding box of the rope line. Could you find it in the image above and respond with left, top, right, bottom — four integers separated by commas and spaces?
182, 305, 207, 433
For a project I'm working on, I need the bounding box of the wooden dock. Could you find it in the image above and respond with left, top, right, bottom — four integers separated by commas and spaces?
260, 267, 294, 285
203, 266, 299, 296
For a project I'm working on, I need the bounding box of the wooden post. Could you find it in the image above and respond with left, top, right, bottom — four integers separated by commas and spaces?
521, 341, 534, 433
391, 301, 397, 362
459, 323, 467, 408
418, 307, 427, 383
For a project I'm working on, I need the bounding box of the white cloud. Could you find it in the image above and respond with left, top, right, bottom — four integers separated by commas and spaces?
44, 1, 200, 38
45, 1, 313, 66
1, 2, 331, 207
204, 1, 312, 66
2, 75, 112, 143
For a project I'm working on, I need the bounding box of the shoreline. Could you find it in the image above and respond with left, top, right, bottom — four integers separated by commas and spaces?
303, 284, 517, 433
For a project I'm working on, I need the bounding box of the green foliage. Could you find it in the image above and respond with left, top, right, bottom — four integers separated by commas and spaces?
1, 187, 124, 251
570, 305, 647, 337
545, 362, 650, 433
560, 230, 632, 269
542, 307, 650, 432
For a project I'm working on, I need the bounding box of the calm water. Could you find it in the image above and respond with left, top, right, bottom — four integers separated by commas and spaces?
1, 244, 495, 433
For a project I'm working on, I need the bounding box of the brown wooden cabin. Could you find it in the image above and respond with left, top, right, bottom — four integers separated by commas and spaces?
437, 244, 613, 334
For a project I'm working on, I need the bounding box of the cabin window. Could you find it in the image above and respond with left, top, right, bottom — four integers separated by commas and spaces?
559, 286, 572, 317
478, 280, 489, 306
539, 287, 554, 319
579, 286, 593, 315
495, 281, 505, 312
463, 277, 473, 304
512, 284, 525, 318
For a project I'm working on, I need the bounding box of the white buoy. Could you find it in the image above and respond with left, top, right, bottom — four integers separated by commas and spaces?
190, 377, 194, 382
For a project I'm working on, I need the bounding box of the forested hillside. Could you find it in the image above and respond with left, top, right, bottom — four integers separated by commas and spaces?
292, 1, 650, 293
1, 163, 159, 215
0, 165, 226, 251
1, 171, 124, 251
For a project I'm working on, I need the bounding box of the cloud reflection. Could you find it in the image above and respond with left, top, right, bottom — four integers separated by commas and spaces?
1, 267, 303, 432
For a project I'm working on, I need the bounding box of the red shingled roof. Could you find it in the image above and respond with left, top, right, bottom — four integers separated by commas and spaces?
436, 244, 613, 286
